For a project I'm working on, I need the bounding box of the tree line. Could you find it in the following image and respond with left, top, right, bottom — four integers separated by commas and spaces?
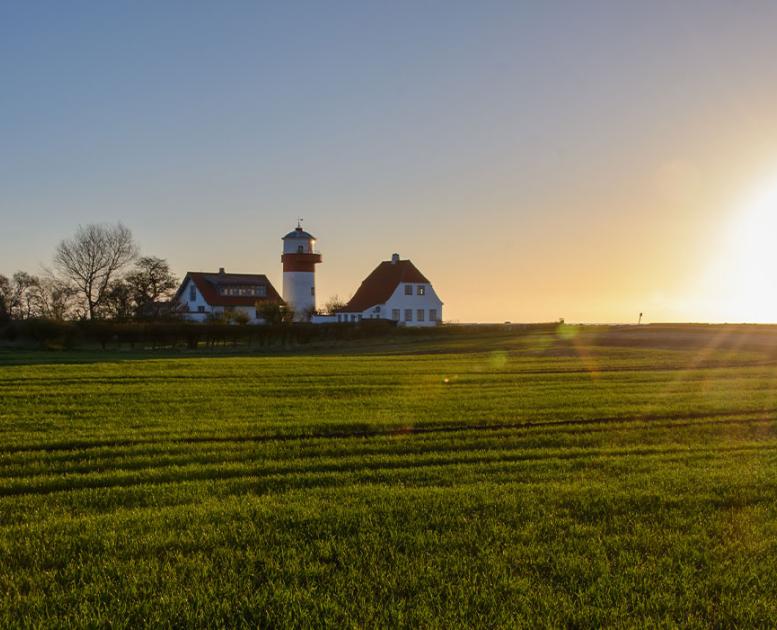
0, 223, 178, 323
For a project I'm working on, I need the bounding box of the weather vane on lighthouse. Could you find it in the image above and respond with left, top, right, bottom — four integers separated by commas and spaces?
297, 217, 304, 229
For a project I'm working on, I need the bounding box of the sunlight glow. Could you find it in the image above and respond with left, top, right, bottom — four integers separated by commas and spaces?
715, 173, 777, 322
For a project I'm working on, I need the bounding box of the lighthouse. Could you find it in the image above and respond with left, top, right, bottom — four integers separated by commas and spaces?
281, 223, 322, 321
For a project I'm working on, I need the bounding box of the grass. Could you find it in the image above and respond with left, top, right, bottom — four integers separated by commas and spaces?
2, 326, 777, 626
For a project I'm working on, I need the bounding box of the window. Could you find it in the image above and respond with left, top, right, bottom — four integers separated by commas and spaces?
404, 309, 412, 322
417, 285, 426, 296
404, 284, 413, 295
429, 309, 438, 322
417, 309, 424, 322
392, 308, 400, 321
197, 306, 205, 313
373, 305, 381, 313
297, 245, 304, 253
189, 285, 196, 301
311, 286, 315, 296
351, 314, 357, 322
218, 285, 268, 297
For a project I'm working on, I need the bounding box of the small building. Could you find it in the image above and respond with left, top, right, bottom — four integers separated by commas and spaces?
336, 254, 443, 326
175, 269, 282, 323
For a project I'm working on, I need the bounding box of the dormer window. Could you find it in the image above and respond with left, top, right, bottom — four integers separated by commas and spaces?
218, 285, 268, 297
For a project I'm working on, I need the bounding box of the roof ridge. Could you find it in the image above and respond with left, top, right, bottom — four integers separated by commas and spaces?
190, 271, 270, 278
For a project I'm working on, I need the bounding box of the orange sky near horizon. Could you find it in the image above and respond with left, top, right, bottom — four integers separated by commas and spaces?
3, 3, 777, 324
290, 123, 777, 324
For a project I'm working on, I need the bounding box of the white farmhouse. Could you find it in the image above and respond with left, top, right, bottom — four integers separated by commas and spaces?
336, 254, 443, 326
174, 269, 283, 323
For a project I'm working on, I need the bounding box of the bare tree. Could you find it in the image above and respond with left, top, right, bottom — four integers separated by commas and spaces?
9, 272, 43, 319
38, 275, 78, 320
0, 271, 77, 321
53, 223, 138, 319
0, 275, 9, 322
125, 256, 179, 318
103, 278, 134, 320
322, 294, 346, 315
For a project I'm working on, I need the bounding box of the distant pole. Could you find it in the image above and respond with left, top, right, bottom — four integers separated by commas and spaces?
638, 312, 643, 325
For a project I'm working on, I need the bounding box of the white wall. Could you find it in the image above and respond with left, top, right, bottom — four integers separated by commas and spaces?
179, 278, 212, 322
384, 281, 443, 327
335, 281, 443, 327
311, 314, 337, 324
283, 271, 315, 321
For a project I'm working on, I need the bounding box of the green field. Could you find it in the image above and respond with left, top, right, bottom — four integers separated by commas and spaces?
2, 326, 777, 627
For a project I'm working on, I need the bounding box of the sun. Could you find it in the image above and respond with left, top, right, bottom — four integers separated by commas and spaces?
716, 174, 777, 322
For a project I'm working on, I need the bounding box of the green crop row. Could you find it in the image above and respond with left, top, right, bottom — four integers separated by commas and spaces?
2, 332, 777, 626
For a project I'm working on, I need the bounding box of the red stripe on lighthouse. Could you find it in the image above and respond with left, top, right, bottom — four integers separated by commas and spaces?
281, 252, 322, 272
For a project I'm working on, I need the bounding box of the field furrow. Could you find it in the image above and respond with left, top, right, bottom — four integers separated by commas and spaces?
3, 333, 777, 626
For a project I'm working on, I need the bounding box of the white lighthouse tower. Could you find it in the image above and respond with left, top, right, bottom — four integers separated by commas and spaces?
281, 222, 322, 321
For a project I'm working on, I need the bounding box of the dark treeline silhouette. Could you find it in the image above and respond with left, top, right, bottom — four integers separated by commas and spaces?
0, 318, 559, 351
0, 223, 178, 322
0, 319, 396, 350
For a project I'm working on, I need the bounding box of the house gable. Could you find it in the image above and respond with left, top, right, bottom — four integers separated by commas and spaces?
340, 259, 430, 313
336, 257, 442, 326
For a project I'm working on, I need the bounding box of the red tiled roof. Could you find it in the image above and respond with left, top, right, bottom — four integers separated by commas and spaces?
340, 259, 429, 312
175, 272, 283, 307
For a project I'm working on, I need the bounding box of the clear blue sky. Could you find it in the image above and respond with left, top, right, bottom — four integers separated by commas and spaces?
3, 2, 777, 322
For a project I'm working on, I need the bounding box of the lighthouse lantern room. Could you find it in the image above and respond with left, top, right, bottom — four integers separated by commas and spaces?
281, 222, 322, 321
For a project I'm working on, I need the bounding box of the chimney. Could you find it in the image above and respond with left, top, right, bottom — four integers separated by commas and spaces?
391, 253, 399, 264
219, 267, 225, 274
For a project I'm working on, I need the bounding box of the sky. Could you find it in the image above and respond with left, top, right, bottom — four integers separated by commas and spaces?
3, 1, 777, 323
